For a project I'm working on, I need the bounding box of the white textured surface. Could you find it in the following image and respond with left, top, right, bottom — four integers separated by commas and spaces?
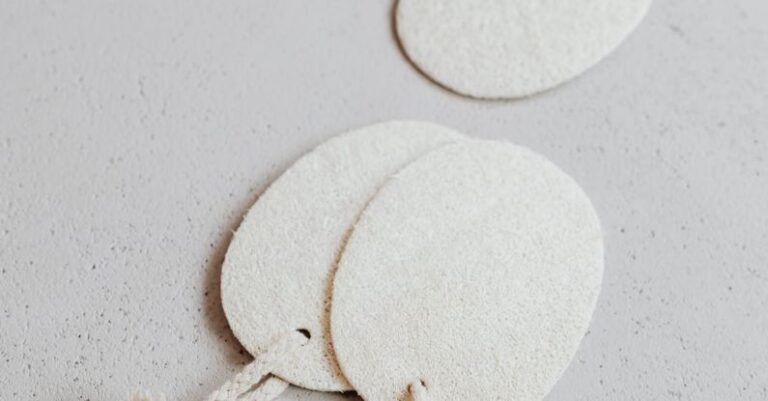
396, 0, 651, 99
0, 1, 767, 400
221, 121, 459, 391
331, 140, 603, 401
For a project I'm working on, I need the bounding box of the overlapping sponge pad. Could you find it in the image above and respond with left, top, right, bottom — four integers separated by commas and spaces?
331, 139, 604, 401
221, 122, 603, 401
220, 121, 462, 392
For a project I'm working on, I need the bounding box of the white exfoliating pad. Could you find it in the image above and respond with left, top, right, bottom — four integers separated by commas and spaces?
396, 0, 652, 98
221, 121, 462, 391
331, 140, 604, 401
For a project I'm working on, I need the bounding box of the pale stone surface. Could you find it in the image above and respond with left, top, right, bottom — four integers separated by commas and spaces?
1, 1, 766, 400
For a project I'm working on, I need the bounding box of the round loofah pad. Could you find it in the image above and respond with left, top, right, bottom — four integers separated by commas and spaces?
331, 140, 604, 401
220, 121, 462, 392
395, 0, 652, 99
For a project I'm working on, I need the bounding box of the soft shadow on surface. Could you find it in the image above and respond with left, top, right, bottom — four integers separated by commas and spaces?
387, 0, 460, 99
201, 210, 250, 365
197, 169, 288, 397
196, 142, 323, 399
282, 385, 362, 401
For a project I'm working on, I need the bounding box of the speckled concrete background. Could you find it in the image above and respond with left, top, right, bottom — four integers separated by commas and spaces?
1, 1, 766, 400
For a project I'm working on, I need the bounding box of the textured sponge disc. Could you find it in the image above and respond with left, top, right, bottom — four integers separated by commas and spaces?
220, 121, 462, 392
331, 140, 604, 401
396, 0, 652, 98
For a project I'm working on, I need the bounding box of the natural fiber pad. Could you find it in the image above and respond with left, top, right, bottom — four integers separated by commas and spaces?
331, 140, 604, 401
395, 0, 652, 98
220, 121, 462, 392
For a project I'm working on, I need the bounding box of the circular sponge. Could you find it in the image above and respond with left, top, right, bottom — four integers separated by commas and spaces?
396, 0, 652, 98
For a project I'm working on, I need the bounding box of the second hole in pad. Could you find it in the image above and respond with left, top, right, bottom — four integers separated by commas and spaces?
330, 139, 604, 401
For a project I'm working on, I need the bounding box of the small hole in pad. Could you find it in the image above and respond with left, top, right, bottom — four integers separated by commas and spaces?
296, 328, 312, 340
328, 140, 605, 400
220, 121, 461, 391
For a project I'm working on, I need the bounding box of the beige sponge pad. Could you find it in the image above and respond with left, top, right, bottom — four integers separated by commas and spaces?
396, 0, 652, 98
220, 121, 462, 391
331, 139, 604, 401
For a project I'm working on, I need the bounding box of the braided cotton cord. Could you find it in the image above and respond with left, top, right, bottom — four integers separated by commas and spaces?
409, 381, 430, 401
206, 330, 308, 401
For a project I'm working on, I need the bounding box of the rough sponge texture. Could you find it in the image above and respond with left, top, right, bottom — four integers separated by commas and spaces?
331, 140, 604, 401
220, 121, 462, 392
396, 0, 652, 99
